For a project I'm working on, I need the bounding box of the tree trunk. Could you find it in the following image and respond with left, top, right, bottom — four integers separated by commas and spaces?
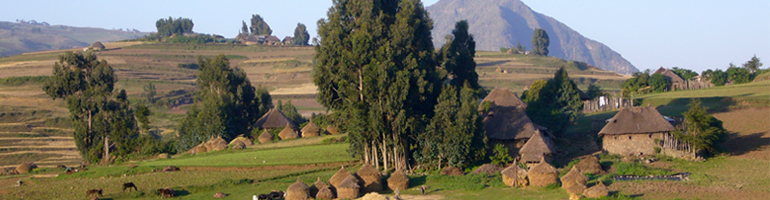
373, 140, 379, 170
382, 132, 388, 172
364, 143, 369, 165
103, 135, 109, 164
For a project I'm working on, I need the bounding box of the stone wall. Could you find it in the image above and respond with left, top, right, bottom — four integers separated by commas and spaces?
602, 132, 665, 156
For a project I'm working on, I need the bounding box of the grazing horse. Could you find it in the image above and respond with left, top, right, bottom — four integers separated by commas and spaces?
123, 182, 138, 192
86, 188, 103, 197
158, 188, 175, 198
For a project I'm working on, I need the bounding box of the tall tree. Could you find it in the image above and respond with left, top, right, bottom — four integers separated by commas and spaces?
241, 21, 249, 35
250, 14, 272, 35
531, 28, 550, 56
671, 67, 699, 81
143, 82, 156, 103
743, 55, 763, 73
526, 67, 582, 136
649, 73, 671, 92
437, 20, 479, 90
135, 103, 151, 134
726, 63, 751, 84
175, 55, 272, 152
43, 52, 137, 163
293, 23, 310, 45
314, 0, 438, 171
155, 17, 194, 37
673, 99, 726, 153
585, 83, 605, 99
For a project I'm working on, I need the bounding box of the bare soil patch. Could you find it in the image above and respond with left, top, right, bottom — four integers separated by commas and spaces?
712, 108, 770, 160
609, 181, 769, 200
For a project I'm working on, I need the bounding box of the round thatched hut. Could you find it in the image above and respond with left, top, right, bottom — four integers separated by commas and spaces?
326, 125, 340, 135
205, 136, 228, 151
279, 124, 299, 140
285, 178, 309, 200
310, 177, 325, 198
501, 161, 528, 187
560, 166, 589, 189
258, 130, 273, 144
584, 182, 609, 198
91, 41, 105, 50
253, 108, 298, 130
329, 166, 352, 188
356, 163, 382, 193
387, 169, 409, 191
16, 162, 37, 174
564, 182, 586, 200
316, 186, 335, 200
336, 176, 360, 199
229, 140, 246, 149
575, 155, 605, 175
527, 157, 559, 187
301, 120, 322, 137
440, 166, 463, 176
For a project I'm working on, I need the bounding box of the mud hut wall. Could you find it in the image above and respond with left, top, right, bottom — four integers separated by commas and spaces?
582, 96, 630, 113
602, 132, 665, 156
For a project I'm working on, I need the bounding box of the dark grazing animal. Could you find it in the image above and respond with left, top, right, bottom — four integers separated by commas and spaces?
123, 182, 138, 192
257, 191, 285, 200
158, 188, 175, 198
86, 188, 103, 197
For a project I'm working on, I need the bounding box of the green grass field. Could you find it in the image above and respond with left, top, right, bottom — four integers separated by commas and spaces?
140, 143, 354, 167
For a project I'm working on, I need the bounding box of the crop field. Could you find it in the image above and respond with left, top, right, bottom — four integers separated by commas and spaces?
140, 144, 355, 167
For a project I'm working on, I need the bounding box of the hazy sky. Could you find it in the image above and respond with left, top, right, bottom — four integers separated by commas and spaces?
2, 0, 767, 73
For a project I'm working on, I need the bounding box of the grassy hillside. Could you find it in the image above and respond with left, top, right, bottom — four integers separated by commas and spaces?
0, 21, 148, 57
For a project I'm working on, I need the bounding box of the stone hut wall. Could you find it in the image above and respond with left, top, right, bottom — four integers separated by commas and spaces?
602, 132, 665, 156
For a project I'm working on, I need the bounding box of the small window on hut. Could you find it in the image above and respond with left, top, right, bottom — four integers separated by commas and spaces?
649, 134, 652, 138
628, 136, 632, 140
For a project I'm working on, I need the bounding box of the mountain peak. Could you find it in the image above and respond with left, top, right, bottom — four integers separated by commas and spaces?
427, 0, 638, 74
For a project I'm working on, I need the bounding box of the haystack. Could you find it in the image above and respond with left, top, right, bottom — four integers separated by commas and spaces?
584, 182, 609, 198
279, 124, 299, 140
316, 186, 335, 200
310, 177, 325, 198
232, 136, 253, 146
16, 162, 37, 174
285, 178, 309, 200
561, 166, 589, 189
301, 120, 322, 137
258, 130, 273, 144
337, 176, 361, 199
229, 139, 246, 150
190, 145, 208, 154
329, 166, 352, 187
519, 130, 554, 164
356, 164, 382, 193
501, 161, 528, 187
564, 182, 586, 200
326, 125, 340, 135
205, 136, 228, 151
575, 155, 605, 175
472, 164, 504, 175
440, 166, 463, 176
387, 169, 410, 191
157, 153, 171, 159
527, 157, 559, 187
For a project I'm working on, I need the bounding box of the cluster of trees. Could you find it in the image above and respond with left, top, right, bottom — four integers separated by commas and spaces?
703, 56, 763, 86
621, 70, 671, 96
314, 0, 486, 171
670, 99, 726, 154
238, 14, 310, 45
500, 29, 549, 56
276, 100, 306, 124
176, 55, 272, 152
43, 52, 138, 163
155, 17, 194, 37
521, 68, 583, 136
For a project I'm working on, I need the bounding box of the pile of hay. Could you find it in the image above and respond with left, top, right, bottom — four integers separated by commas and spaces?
560, 166, 588, 189
301, 120, 322, 138
527, 157, 559, 187
326, 125, 340, 135
575, 155, 605, 175
229, 139, 246, 150
157, 153, 171, 159
162, 166, 180, 172
501, 162, 528, 187
316, 186, 335, 200
205, 136, 228, 151
440, 166, 463, 176
337, 176, 360, 199
359, 192, 390, 200
564, 182, 586, 200
310, 177, 325, 198
258, 130, 273, 144
584, 182, 609, 198
278, 124, 299, 140
329, 166, 353, 188
213, 192, 226, 198
189, 144, 208, 154
472, 164, 504, 175
356, 164, 382, 193
285, 178, 309, 200
387, 169, 409, 191
232, 136, 253, 146
16, 162, 37, 174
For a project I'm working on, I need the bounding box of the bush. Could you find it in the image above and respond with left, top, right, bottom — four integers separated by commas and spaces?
489, 144, 513, 166
654, 147, 661, 154
138, 134, 176, 156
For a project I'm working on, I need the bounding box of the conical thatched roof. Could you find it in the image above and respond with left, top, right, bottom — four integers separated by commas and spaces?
654, 67, 685, 84
258, 130, 273, 144
310, 177, 325, 198
356, 164, 381, 178
337, 176, 361, 199
357, 164, 382, 193
527, 157, 559, 187
480, 88, 527, 109
584, 182, 609, 198
575, 155, 605, 175
599, 107, 675, 135
301, 120, 322, 137
501, 161, 528, 187
286, 178, 309, 200
483, 105, 538, 140
91, 41, 105, 49
254, 108, 298, 129
561, 166, 589, 189
564, 182, 587, 199
279, 124, 299, 140
329, 166, 352, 187
229, 139, 246, 149
315, 186, 334, 200
519, 130, 555, 163
231, 136, 253, 146
16, 162, 37, 174
387, 169, 410, 191
326, 125, 340, 135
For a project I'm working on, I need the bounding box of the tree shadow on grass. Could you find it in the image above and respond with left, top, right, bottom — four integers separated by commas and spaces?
410, 175, 427, 188
722, 132, 770, 156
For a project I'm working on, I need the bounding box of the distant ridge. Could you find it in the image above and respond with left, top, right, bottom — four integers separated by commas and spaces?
427, 0, 639, 74
0, 21, 148, 57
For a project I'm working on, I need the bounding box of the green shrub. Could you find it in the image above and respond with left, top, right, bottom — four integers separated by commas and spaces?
490, 144, 513, 166
654, 147, 661, 154
614, 162, 674, 176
